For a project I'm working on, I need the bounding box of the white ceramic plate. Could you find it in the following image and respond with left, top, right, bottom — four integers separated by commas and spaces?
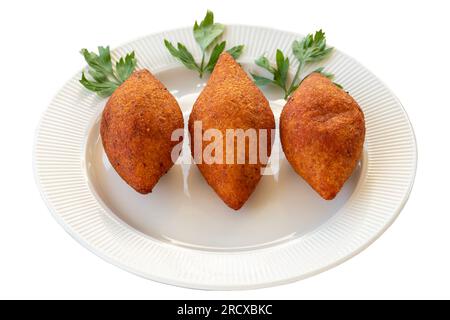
33, 25, 417, 290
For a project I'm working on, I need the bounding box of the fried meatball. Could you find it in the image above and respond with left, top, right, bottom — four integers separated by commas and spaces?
101, 69, 184, 194
280, 73, 365, 200
189, 52, 275, 210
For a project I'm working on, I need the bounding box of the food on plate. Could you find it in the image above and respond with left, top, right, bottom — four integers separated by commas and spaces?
78, 46, 184, 194
101, 70, 184, 194
79, 28, 362, 203
188, 52, 275, 210
280, 72, 365, 200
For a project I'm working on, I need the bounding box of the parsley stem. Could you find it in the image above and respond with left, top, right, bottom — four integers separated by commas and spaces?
199, 51, 206, 78
111, 77, 121, 86
287, 60, 305, 97
107, 71, 121, 85
112, 75, 121, 84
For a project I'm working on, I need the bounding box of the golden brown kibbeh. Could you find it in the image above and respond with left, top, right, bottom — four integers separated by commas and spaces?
189, 52, 275, 210
280, 73, 365, 200
101, 69, 184, 194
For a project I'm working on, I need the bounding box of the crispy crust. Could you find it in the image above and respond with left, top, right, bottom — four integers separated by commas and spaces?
280, 73, 365, 200
189, 52, 275, 210
101, 69, 184, 194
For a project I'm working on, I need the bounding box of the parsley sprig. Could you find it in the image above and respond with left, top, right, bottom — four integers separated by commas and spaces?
164, 10, 244, 77
79, 46, 137, 97
252, 30, 334, 99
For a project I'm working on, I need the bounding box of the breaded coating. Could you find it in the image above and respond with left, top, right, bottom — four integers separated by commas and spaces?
189, 52, 275, 210
280, 73, 365, 200
101, 69, 184, 194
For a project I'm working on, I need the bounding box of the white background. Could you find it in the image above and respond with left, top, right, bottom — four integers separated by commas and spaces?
0, 0, 449, 299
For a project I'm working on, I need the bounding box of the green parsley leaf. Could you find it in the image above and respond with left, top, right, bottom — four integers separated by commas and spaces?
251, 73, 274, 87
80, 72, 118, 97
226, 45, 245, 60
205, 41, 226, 73
80, 47, 115, 80
193, 10, 225, 51
88, 68, 108, 83
115, 52, 137, 83
252, 51, 290, 98
274, 49, 289, 91
255, 55, 275, 74
164, 40, 200, 71
292, 29, 333, 64
79, 46, 137, 97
